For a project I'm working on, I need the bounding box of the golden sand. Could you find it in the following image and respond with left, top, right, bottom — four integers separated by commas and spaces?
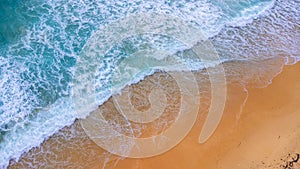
9, 61, 300, 169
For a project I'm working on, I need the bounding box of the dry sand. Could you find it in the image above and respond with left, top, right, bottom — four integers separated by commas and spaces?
9, 61, 300, 169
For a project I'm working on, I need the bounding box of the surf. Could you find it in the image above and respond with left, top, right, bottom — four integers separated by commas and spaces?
1, 0, 300, 168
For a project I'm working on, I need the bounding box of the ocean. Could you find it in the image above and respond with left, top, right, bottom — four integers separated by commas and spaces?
0, 0, 299, 168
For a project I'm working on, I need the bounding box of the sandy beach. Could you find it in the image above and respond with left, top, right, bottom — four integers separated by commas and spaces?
2, 0, 300, 168
9, 60, 300, 169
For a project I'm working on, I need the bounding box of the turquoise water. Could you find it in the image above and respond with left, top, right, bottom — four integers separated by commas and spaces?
0, 0, 299, 168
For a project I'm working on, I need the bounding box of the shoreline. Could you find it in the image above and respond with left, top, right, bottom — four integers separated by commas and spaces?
8, 59, 300, 169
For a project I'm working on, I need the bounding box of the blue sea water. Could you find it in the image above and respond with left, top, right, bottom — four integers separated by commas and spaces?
0, 0, 299, 168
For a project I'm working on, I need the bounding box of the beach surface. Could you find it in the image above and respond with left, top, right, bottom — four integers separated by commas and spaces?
9, 61, 300, 169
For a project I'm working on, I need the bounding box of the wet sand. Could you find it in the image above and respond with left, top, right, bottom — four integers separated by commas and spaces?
9, 60, 300, 169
